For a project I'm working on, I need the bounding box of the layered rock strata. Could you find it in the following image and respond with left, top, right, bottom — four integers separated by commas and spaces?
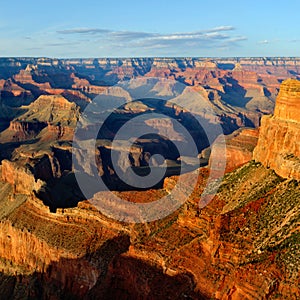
253, 79, 300, 179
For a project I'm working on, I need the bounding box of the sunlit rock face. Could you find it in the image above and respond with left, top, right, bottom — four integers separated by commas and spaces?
274, 78, 300, 122
254, 79, 300, 180
0, 59, 299, 299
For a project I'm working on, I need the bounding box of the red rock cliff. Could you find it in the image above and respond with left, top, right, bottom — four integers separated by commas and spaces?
274, 78, 300, 122
253, 79, 300, 179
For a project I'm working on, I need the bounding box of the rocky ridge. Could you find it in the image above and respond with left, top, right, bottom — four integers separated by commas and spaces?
1, 57, 300, 133
0, 63, 299, 299
253, 79, 300, 179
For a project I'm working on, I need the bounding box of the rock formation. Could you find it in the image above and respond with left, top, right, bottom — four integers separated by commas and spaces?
1, 56, 299, 129
1, 94, 79, 142
274, 78, 300, 122
0, 59, 299, 299
1, 160, 44, 194
0, 157, 299, 299
253, 79, 300, 179
206, 127, 259, 173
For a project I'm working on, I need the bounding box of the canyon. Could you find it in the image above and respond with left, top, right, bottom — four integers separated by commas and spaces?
0, 58, 299, 299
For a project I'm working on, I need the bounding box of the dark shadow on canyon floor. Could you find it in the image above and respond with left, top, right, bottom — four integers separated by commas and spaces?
0, 234, 208, 300
36, 159, 205, 213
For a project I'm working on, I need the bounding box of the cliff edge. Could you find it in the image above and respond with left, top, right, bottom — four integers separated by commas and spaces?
253, 79, 300, 179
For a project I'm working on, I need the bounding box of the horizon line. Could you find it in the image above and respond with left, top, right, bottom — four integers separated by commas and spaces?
1, 56, 300, 60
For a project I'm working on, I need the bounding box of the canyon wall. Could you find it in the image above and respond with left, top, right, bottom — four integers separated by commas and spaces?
0, 60, 299, 299
253, 79, 300, 179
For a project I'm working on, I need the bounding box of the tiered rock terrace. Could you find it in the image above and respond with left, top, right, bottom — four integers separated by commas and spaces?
253, 79, 300, 179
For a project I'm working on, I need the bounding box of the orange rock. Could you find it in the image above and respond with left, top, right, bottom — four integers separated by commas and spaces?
254, 79, 300, 179
274, 78, 300, 122
209, 128, 259, 173
1, 160, 43, 194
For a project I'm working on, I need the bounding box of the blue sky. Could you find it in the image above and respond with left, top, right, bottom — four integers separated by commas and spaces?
1, 0, 299, 58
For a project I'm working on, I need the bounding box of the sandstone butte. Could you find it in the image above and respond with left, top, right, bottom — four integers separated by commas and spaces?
0, 79, 299, 299
253, 78, 300, 179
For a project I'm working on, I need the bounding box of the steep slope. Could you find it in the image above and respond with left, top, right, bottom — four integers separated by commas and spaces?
0, 71, 299, 299
0, 65, 300, 300
254, 79, 300, 179
1, 94, 79, 142
203, 127, 259, 172
0, 163, 298, 299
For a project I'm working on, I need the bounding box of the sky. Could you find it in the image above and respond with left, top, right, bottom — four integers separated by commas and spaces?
0, 0, 299, 58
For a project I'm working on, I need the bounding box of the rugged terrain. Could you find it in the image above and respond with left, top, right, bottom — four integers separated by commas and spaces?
0, 59, 299, 299
254, 79, 300, 179
1, 57, 300, 130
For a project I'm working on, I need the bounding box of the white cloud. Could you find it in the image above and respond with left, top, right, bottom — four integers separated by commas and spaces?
57, 28, 111, 35
258, 40, 270, 44
55, 26, 247, 54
